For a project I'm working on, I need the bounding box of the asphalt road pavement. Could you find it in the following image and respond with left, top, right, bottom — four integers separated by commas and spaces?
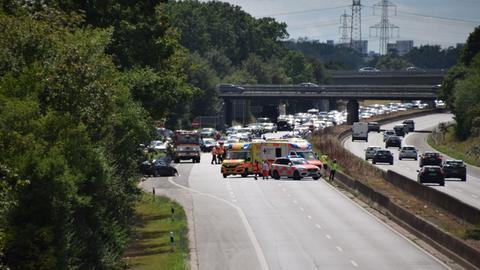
343, 113, 480, 209
142, 147, 454, 269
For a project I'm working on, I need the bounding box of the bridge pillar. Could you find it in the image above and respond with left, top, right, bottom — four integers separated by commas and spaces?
313, 99, 330, 111
347, 99, 359, 125
224, 99, 233, 127
329, 99, 338, 111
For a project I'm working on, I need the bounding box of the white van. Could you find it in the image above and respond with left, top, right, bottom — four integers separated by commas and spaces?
352, 122, 368, 142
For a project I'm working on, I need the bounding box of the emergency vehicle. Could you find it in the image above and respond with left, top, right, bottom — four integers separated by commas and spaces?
250, 140, 323, 168
173, 130, 201, 163
270, 157, 321, 180
221, 143, 252, 178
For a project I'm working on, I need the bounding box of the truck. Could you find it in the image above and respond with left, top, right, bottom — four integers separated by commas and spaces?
352, 122, 368, 142
173, 130, 201, 163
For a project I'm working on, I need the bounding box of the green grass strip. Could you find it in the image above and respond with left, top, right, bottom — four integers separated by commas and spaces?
124, 193, 189, 270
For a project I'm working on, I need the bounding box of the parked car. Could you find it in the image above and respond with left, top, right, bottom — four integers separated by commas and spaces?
141, 157, 178, 177
385, 136, 402, 149
402, 120, 415, 132
419, 151, 443, 167
442, 160, 467, 181
200, 138, 217, 152
399, 145, 418, 160
383, 130, 395, 141
417, 166, 445, 186
270, 157, 321, 180
368, 122, 381, 133
372, 149, 394, 165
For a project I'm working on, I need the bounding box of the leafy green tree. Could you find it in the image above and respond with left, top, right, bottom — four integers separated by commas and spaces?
452, 72, 480, 139
404, 45, 460, 69
460, 26, 480, 66
283, 51, 314, 84
375, 55, 411, 70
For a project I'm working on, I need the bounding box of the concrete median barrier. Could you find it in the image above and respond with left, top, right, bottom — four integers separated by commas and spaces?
333, 170, 480, 270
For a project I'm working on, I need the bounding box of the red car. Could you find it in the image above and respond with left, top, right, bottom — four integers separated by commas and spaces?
270, 157, 321, 180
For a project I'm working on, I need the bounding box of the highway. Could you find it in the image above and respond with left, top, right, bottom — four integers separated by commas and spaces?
343, 113, 480, 209
142, 144, 454, 269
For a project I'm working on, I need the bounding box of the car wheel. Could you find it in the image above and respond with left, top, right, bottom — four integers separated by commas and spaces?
462, 176, 466, 182
312, 176, 320, 180
272, 170, 280, 180
415, 157, 418, 161
223, 174, 227, 178
293, 171, 301, 180
390, 161, 393, 165
241, 172, 248, 177
399, 157, 402, 160
372, 160, 376, 164
440, 181, 445, 186
173, 169, 178, 176
174, 159, 180, 163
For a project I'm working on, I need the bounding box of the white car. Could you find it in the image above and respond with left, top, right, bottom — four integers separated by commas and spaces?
359, 67, 380, 73
399, 145, 418, 160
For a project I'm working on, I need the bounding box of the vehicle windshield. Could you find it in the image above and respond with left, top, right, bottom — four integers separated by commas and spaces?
176, 135, 199, 144
297, 151, 316, 160
291, 159, 308, 165
446, 161, 464, 167
226, 151, 249, 160
403, 147, 415, 150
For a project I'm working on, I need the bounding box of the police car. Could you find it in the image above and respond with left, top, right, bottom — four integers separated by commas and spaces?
270, 157, 321, 180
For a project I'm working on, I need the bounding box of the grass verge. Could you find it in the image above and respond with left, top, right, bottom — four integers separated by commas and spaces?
311, 125, 480, 251
124, 193, 189, 270
427, 126, 480, 167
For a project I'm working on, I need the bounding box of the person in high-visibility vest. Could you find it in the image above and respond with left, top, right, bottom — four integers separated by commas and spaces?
262, 160, 270, 180
329, 159, 338, 181
321, 154, 329, 175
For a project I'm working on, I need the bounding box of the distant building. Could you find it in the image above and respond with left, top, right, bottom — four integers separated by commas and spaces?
327, 40, 335, 46
351, 40, 368, 55
387, 40, 414, 56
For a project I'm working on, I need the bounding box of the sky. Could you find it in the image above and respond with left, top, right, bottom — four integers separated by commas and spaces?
202, 0, 480, 53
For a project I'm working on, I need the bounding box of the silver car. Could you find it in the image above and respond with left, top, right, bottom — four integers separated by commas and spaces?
399, 145, 418, 160
365, 146, 381, 160
383, 130, 395, 141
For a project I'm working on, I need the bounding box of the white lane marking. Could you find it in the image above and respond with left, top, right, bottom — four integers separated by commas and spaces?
300, 207, 305, 212
315, 224, 322, 229
351, 260, 359, 267
472, 194, 479, 199
307, 215, 312, 220
229, 191, 234, 195
323, 173, 454, 270
293, 200, 298, 204
168, 177, 270, 270
287, 194, 291, 197
326, 234, 332, 240
456, 189, 463, 193
336, 246, 343, 252
232, 199, 237, 202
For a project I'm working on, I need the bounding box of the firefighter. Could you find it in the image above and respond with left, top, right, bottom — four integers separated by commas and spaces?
262, 160, 270, 180
211, 146, 218, 164
217, 144, 225, 163
253, 160, 260, 180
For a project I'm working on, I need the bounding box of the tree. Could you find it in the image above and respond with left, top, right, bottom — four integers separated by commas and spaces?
460, 26, 480, 66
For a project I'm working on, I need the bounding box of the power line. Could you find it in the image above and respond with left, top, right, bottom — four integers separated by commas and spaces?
260, 5, 350, 17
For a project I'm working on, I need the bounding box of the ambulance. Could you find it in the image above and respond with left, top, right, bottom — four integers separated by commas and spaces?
250, 140, 323, 169
221, 143, 252, 178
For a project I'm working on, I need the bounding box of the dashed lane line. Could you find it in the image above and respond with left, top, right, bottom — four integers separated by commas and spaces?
336, 246, 344, 252
351, 260, 359, 267
326, 234, 332, 240
307, 215, 312, 220
167, 177, 270, 270
315, 224, 322, 229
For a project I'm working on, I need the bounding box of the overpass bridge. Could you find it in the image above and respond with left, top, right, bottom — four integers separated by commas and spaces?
218, 84, 440, 125
329, 70, 445, 85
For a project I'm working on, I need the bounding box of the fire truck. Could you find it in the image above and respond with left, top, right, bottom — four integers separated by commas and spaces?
173, 130, 201, 163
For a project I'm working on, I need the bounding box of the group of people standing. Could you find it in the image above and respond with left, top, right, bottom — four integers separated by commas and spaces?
321, 154, 337, 181
253, 160, 271, 180
211, 144, 226, 164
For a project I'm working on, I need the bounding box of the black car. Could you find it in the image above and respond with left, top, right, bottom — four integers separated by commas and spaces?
277, 119, 294, 131
385, 136, 402, 148
442, 160, 467, 181
141, 157, 178, 177
417, 165, 445, 186
419, 151, 442, 167
393, 124, 408, 136
372, 149, 394, 165
402, 120, 415, 132
368, 122, 381, 133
